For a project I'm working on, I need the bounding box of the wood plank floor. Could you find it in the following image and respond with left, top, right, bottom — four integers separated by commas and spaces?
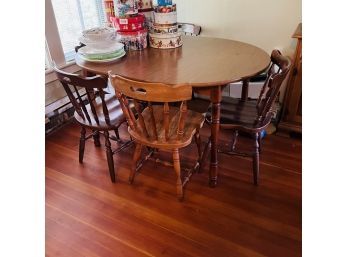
46, 121, 302, 257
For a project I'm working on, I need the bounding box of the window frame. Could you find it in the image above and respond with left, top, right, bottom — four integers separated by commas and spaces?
45, 0, 105, 83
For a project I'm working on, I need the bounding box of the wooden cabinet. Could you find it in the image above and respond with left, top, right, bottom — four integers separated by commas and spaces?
278, 23, 302, 133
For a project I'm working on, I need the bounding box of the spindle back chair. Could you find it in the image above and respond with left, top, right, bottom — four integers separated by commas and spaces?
54, 66, 130, 183
109, 74, 205, 200
205, 50, 291, 185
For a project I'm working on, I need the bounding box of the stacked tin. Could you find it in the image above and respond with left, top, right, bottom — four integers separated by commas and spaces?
149, 0, 182, 49
138, 0, 154, 29
110, 0, 148, 51
103, 0, 116, 24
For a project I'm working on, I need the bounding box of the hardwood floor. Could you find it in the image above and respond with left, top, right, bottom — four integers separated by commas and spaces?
46, 121, 302, 257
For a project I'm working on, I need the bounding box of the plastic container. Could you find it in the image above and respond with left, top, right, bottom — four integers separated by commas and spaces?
149, 32, 182, 49
114, 0, 138, 18
110, 14, 145, 32
116, 29, 148, 51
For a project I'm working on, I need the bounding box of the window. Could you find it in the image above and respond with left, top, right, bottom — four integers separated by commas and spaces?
48, 0, 106, 63
45, 40, 52, 70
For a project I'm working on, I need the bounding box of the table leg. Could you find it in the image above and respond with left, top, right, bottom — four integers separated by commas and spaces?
241, 79, 250, 101
209, 87, 222, 187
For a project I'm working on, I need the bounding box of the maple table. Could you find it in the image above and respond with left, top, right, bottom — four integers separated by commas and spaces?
76, 36, 270, 187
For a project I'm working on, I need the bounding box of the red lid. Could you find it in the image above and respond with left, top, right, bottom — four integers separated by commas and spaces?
117, 29, 148, 36
110, 13, 145, 24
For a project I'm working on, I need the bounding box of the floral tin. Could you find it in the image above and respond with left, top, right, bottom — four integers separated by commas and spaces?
154, 11, 177, 25
154, 4, 176, 13
110, 14, 145, 32
114, 0, 138, 18
137, 0, 153, 11
151, 24, 178, 34
139, 10, 154, 29
116, 29, 148, 51
149, 32, 182, 49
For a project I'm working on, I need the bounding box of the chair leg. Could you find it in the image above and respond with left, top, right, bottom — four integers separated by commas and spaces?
258, 132, 262, 153
92, 130, 101, 147
173, 148, 184, 201
231, 130, 238, 151
79, 127, 86, 163
129, 143, 143, 184
104, 131, 116, 183
194, 132, 202, 169
114, 128, 120, 141
198, 137, 211, 173
253, 133, 260, 185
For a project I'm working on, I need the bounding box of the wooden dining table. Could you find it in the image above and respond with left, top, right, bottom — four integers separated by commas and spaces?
76, 36, 270, 187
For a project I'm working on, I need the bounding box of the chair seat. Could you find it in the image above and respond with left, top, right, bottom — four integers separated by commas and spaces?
75, 92, 125, 130
207, 97, 264, 130
129, 105, 205, 149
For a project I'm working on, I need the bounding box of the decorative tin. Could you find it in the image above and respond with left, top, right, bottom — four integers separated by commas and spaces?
154, 11, 177, 25
114, 0, 138, 18
149, 32, 182, 49
154, 4, 176, 13
110, 14, 145, 32
103, 0, 115, 23
116, 29, 148, 51
139, 10, 154, 29
157, 0, 172, 6
151, 24, 178, 34
137, 0, 153, 11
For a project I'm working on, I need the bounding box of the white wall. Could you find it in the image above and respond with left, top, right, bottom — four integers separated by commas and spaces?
175, 0, 302, 55
175, 0, 301, 101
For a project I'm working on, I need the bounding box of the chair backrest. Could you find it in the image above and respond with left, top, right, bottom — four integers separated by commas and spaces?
109, 74, 193, 142
54, 65, 112, 125
256, 50, 291, 123
178, 23, 201, 36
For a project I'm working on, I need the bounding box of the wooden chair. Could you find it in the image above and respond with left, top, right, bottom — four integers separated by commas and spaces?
53, 66, 132, 182
205, 50, 291, 185
109, 74, 205, 200
178, 23, 201, 36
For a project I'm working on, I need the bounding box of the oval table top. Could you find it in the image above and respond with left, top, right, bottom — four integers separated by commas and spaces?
76, 36, 270, 87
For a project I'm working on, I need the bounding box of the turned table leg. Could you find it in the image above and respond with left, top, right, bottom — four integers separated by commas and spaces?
241, 79, 250, 101
209, 87, 222, 187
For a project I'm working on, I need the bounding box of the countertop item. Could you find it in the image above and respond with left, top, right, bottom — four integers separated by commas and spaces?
149, 32, 182, 49
110, 14, 145, 32
77, 50, 126, 63
82, 27, 116, 41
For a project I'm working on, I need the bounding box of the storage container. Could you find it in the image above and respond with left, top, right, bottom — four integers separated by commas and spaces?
137, 0, 153, 11
139, 10, 154, 29
157, 0, 172, 6
103, 0, 115, 23
116, 29, 148, 51
149, 32, 182, 49
114, 0, 138, 18
154, 4, 176, 13
151, 24, 178, 34
110, 14, 145, 32
154, 11, 177, 25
